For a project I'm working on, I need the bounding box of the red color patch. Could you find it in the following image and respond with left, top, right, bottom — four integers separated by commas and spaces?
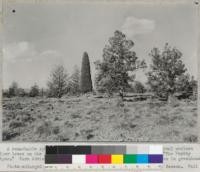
98, 154, 111, 164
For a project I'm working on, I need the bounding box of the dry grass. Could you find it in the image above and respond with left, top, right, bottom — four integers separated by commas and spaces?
2, 95, 198, 142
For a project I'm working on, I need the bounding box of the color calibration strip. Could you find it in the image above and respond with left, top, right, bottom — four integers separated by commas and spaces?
45, 145, 163, 165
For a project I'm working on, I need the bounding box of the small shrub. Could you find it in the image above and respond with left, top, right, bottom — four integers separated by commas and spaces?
58, 135, 70, 142
71, 113, 81, 119
3, 130, 20, 140
116, 98, 124, 107
123, 108, 129, 113
132, 81, 146, 93
187, 120, 197, 128
52, 126, 60, 134
29, 84, 39, 97
8, 82, 18, 97
22, 115, 35, 123
157, 116, 170, 125
54, 117, 60, 121
129, 123, 137, 129
34, 120, 52, 136
87, 134, 94, 140
17, 88, 26, 97
47, 104, 54, 110
9, 121, 24, 129
183, 135, 198, 142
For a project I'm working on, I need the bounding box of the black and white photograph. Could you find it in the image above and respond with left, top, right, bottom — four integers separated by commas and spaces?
2, 0, 199, 142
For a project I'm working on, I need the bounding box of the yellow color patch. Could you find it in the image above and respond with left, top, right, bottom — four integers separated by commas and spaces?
111, 154, 123, 164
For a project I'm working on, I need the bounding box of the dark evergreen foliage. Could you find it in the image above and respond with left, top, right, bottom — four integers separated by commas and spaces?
80, 52, 93, 93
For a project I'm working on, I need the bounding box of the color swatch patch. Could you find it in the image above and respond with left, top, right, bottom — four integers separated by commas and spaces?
45, 145, 163, 165
111, 155, 123, 164
123, 154, 136, 164
98, 154, 111, 164
136, 154, 149, 163
86, 155, 98, 164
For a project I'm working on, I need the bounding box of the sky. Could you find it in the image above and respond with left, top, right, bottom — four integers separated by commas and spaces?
2, 1, 199, 89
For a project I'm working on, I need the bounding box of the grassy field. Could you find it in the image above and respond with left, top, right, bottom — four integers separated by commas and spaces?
2, 94, 198, 142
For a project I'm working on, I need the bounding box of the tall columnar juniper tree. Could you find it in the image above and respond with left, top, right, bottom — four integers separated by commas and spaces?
80, 52, 93, 93
147, 43, 190, 99
95, 30, 146, 97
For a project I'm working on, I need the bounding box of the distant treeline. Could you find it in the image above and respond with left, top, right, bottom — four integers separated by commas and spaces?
3, 77, 149, 98
3, 65, 81, 98
3, 30, 198, 100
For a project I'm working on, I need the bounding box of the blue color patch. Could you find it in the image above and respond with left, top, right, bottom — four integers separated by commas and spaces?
136, 154, 149, 163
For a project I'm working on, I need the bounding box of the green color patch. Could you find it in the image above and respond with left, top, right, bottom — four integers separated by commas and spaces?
123, 154, 137, 164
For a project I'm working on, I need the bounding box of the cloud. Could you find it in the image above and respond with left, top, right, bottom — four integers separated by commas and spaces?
39, 50, 62, 59
3, 41, 63, 63
3, 41, 36, 62
121, 16, 155, 37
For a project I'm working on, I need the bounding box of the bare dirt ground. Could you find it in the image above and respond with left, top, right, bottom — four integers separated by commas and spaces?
2, 95, 198, 142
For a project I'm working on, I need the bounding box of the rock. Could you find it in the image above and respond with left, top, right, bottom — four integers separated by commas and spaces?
87, 134, 94, 140
3, 130, 20, 140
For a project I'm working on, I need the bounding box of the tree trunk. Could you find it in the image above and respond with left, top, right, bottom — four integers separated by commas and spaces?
167, 93, 178, 106
119, 89, 124, 101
